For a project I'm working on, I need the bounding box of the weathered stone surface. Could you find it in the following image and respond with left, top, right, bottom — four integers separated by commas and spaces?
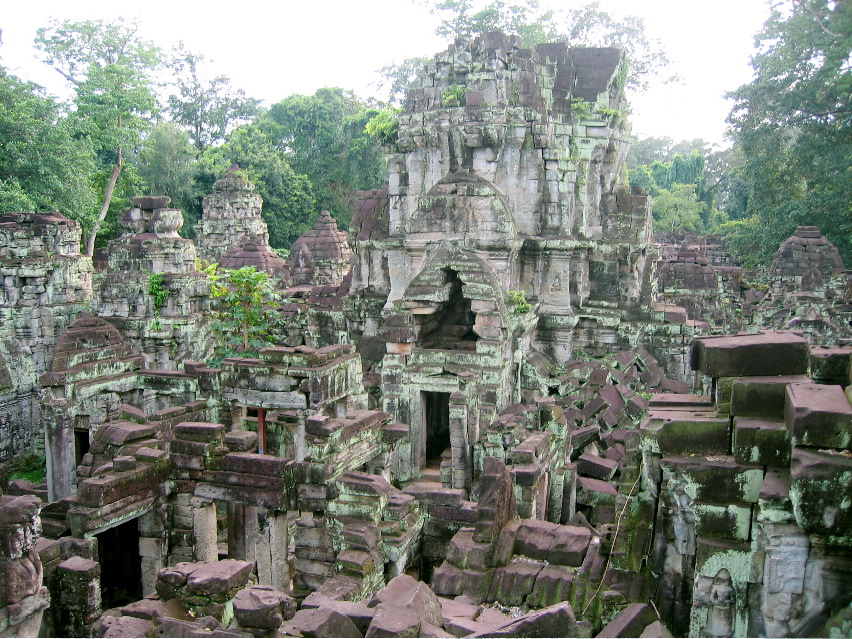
369, 574, 443, 628
597, 603, 658, 637
733, 417, 790, 467
184, 559, 253, 596
691, 331, 809, 378
470, 600, 590, 637
785, 382, 852, 449
92, 614, 154, 638
233, 585, 295, 629
790, 447, 852, 538
287, 607, 363, 638
366, 603, 421, 638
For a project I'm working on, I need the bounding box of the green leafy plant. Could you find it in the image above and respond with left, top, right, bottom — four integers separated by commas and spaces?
148, 272, 169, 309
595, 105, 623, 120
507, 290, 531, 314
150, 311, 162, 331
365, 108, 401, 143
442, 85, 467, 106
211, 266, 284, 365
570, 98, 594, 120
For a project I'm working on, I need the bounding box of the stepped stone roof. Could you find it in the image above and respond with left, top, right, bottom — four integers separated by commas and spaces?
218, 241, 288, 280
770, 226, 845, 283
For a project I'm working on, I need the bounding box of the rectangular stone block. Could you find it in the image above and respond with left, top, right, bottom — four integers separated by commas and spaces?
790, 448, 852, 538
730, 375, 810, 420
693, 502, 753, 541
660, 457, 763, 504
691, 331, 809, 378
733, 417, 790, 467
641, 410, 730, 457
785, 383, 852, 449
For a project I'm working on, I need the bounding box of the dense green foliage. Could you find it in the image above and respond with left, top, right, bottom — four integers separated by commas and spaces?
0, 68, 98, 219
34, 19, 163, 254
263, 88, 387, 229
133, 122, 198, 216
629, 146, 727, 234
210, 266, 285, 364
167, 46, 261, 151
726, 0, 852, 265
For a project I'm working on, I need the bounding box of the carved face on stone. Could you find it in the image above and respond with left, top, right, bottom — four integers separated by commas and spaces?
0, 496, 42, 559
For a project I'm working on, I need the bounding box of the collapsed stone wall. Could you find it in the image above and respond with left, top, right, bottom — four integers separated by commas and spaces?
195, 166, 268, 265
0, 212, 92, 463
93, 196, 215, 370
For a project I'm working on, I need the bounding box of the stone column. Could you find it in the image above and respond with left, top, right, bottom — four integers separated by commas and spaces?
191, 497, 219, 563
56, 556, 101, 637
138, 509, 167, 596
449, 392, 470, 490
253, 507, 290, 592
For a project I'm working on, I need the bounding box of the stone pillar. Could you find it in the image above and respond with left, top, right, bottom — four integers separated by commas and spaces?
449, 392, 470, 490
56, 556, 101, 637
138, 509, 167, 596
228, 502, 247, 560
253, 507, 290, 592
191, 497, 219, 563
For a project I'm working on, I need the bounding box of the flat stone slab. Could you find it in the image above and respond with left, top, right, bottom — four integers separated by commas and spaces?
691, 331, 809, 378
785, 383, 852, 449
597, 602, 657, 637
577, 453, 618, 481
185, 559, 253, 596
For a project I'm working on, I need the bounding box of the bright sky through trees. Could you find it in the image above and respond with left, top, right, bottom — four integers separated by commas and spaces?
1, 0, 769, 144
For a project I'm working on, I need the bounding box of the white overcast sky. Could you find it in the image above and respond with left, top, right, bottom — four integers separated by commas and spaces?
0, 0, 771, 145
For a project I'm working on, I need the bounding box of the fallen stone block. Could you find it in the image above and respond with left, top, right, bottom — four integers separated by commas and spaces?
368, 574, 443, 628
596, 602, 657, 637
514, 520, 560, 561
233, 585, 296, 629
577, 453, 618, 480
470, 600, 591, 638
286, 607, 363, 638
576, 476, 618, 507
184, 559, 253, 597
527, 563, 575, 608
549, 525, 592, 566
93, 615, 154, 638
487, 559, 544, 606
365, 603, 420, 638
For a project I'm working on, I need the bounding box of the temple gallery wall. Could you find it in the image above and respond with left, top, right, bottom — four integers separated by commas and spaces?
1, 32, 852, 639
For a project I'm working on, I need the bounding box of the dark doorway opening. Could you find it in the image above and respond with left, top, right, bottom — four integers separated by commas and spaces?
417, 269, 478, 350
96, 518, 142, 608
423, 391, 451, 462
73, 428, 90, 467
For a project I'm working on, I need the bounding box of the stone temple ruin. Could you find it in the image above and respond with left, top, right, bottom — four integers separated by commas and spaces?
2, 32, 852, 638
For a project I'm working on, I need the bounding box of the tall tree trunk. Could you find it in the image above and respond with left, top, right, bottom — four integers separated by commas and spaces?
84, 147, 122, 257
